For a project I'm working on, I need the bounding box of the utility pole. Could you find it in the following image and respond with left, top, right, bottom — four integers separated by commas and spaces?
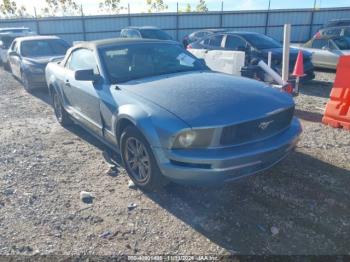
264, 0, 271, 35
34, 7, 40, 35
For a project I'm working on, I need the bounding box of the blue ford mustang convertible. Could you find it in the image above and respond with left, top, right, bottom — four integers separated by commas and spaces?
45, 38, 301, 190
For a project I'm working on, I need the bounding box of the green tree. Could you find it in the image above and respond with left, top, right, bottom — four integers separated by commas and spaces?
0, 0, 28, 17
196, 0, 208, 12
41, 0, 80, 16
185, 3, 191, 12
99, 0, 125, 14
146, 0, 168, 13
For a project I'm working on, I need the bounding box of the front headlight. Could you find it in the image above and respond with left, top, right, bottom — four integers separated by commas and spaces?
172, 129, 214, 149
178, 130, 197, 148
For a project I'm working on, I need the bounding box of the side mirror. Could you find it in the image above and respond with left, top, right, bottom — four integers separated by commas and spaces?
8, 51, 18, 57
74, 69, 99, 81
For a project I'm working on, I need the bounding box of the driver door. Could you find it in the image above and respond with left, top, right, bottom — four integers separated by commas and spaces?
65, 48, 103, 136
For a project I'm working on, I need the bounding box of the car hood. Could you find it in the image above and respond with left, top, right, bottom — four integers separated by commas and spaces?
118, 71, 294, 128
24, 55, 65, 66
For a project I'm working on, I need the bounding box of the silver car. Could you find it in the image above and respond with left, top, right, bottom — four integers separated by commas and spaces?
299, 36, 350, 69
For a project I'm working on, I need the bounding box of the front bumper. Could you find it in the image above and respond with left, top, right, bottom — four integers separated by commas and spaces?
26, 71, 47, 89
153, 117, 302, 186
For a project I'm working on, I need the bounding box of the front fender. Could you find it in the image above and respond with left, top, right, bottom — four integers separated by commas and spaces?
113, 104, 162, 148
113, 103, 190, 149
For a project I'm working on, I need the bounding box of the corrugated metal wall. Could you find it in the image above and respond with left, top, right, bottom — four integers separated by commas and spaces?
0, 7, 349, 43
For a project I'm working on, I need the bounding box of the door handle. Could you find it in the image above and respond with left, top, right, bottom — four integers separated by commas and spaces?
65, 80, 71, 88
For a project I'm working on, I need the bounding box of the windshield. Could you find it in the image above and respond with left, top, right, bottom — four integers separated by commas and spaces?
333, 37, 350, 50
21, 39, 70, 57
140, 29, 173, 40
101, 43, 207, 83
244, 34, 282, 49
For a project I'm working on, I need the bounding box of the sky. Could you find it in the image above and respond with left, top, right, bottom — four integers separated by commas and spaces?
13, 0, 350, 16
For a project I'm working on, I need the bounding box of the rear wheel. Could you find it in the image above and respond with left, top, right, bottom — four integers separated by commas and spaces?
52, 90, 72, 126
120, 126, 168, 191
3, 62, 11, 72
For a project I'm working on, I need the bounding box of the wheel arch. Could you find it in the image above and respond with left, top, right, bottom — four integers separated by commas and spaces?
113, 104, 161, 148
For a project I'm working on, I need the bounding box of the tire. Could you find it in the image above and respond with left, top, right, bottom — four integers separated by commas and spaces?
21, 71, 33, 93
3, 62, 10, 72
120, 125, 168, 191
52, 89, 72, 127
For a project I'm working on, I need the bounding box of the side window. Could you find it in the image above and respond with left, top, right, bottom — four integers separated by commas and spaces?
66, 49, 97, 72
10, 41, 17, 51
225, 35, 247, 50
120, 30, 127, 38
127, 30, 140, 38
13, 42, 19, 53
194, 31, 205, 39
311, 39, 328, 49
208, 34, 224, 48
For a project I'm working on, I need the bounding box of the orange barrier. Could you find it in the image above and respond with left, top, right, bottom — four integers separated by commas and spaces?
322, 56, 350, 130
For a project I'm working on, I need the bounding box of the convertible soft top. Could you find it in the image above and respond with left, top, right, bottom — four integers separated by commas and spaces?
74, 38, 178, 50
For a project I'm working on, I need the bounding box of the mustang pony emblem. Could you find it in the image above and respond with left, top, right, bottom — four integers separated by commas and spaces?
258, 120, 274, 130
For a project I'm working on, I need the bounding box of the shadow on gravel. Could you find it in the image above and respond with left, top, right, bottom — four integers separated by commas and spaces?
300, 80, 333, 99
295, 109, 323, 123
31, 89, 52, 105
53, 115, 350, 254
63, 123, 123, 165
146, 152, 350, 254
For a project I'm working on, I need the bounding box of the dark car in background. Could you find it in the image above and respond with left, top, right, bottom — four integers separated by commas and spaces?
312, 19, 350, 39
0, 27, 35, 70
8, 35, 70, 92
182, 28, 226, 47
189, 31, 315, 82
323, 19, 350, 28
120, 26, 173, 41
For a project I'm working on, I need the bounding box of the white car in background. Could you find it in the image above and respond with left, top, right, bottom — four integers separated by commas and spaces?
0, 28, 35, 70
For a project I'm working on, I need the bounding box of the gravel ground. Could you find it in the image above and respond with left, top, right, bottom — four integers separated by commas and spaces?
0, 68, 349, 257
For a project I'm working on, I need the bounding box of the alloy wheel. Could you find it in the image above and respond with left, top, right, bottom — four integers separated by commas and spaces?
124, 137, 151, 183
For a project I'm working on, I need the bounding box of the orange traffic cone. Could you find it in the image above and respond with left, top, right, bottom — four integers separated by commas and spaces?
292, 50, 305, 94
292, 50, 305, 77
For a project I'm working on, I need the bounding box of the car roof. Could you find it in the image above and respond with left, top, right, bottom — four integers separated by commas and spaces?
74, 38, 177, 49
324, 19, 350, 28
314, 35, 349, 40
0, 27, 30, 32
225, 31, 262, 36
200, 28, 226, 32
123, 26, 160, 30
15, 35, 61, 42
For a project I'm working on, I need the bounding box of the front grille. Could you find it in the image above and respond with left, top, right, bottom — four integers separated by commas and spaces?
220, 107, 294, 146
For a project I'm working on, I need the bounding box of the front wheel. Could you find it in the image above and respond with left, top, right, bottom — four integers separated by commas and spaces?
21, 72, 33, 93
120, 126, 168, 191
